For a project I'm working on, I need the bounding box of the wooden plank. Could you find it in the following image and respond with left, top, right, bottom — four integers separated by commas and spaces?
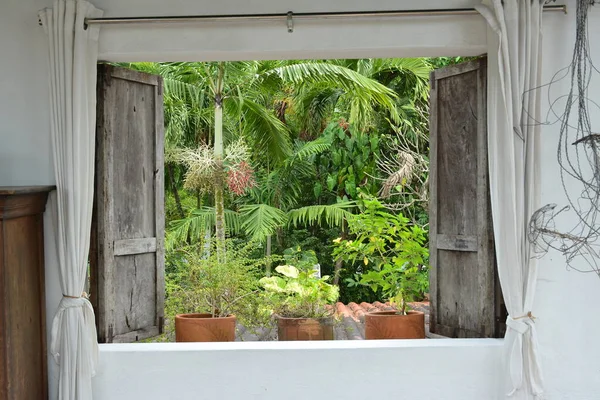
436, 234, 478, 252
114, 238, 157, 256
96, 64, 117, 342
4, 216, 46, 398
154, 78, 166, 334
0, 186, 56, 196
113, 253, 157, 336
475, 58, 496, 338
106, 64, 162, 86
112, 326, 160, 343
0, 219, 5, 400
430, 58, 482, 80
428, 68, 439, 335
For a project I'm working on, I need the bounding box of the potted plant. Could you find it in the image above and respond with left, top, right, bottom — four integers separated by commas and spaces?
333, 197, 429, 339
170, 240, 268, 342
260, 247, 339, 341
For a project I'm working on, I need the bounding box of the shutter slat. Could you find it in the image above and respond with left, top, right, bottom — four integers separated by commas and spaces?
113, 238, 157, 256
436, 234, 478, 252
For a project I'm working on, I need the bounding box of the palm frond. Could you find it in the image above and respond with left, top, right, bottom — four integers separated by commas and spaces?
167, 207, 242, 249
226, 96, 292, 164
285, 137, 332, 167
287, 201, 356, 229
240, 204, 288, 242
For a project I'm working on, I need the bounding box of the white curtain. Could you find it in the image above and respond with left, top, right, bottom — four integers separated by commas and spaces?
38, 1, 103, 399
475, 1, 544, 399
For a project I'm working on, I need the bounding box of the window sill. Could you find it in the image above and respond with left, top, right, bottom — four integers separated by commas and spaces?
98, 337, 503, 352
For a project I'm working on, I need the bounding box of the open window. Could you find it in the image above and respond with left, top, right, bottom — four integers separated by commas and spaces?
428, 57, 505, 338
88, 59, 505, 343
89, 65, 165, 343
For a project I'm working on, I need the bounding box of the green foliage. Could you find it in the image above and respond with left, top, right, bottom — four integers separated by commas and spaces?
240, 203, 287, 242
167, 207, 242, 249
260, 247, 339, 318
333, 197, 429, 314
287, 201, 356, 229
137, 57, 445, 309
318, 123, 380, 200
166, 239, 274, 329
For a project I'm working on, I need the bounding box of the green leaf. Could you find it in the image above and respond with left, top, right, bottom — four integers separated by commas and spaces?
313, 182, 323, 199
326, 175, 336, 191
240, 204, 287, 242
275, 265, 300, 278
287, 201, 356, 229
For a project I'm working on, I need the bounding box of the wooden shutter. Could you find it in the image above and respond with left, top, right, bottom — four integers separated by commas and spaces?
90, 65, 165, 343
429, 58, 504, 338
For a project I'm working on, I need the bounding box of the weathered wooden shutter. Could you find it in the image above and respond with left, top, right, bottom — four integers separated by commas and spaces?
429, 58, 504, 338
90, 65, 165, 343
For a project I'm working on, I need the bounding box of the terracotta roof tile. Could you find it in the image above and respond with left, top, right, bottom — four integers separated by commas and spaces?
334, 301, 431, 340
236, 301, 431, 341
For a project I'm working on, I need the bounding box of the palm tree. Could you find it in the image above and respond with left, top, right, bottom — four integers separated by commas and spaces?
150, 60, 406, 244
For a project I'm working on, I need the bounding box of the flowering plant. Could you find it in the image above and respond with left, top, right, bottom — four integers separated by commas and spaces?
174, 140, 256, 196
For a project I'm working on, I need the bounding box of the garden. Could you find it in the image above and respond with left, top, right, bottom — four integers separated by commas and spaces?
126, 57, 465, 342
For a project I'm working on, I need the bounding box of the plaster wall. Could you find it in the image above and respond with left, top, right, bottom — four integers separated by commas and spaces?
1, 1, 598, 399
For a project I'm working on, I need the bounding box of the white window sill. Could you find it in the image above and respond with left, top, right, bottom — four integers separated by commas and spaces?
99, 338, 503, 353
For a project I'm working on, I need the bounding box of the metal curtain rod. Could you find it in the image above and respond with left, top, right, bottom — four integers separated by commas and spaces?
81, 5, 567, 27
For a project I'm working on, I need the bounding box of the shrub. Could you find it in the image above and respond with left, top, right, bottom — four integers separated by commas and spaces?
260, 247, 339, 319
333, 197, 429, 314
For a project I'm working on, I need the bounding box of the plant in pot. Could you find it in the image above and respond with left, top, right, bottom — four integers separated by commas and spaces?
170, 239, 270, 342
333, 197, 429, 339
260, 247, 339, 341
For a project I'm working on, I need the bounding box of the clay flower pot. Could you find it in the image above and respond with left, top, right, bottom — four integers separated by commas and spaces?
175, 313, 236, 342
276, 316, 334, 341
365, 310, 425, 339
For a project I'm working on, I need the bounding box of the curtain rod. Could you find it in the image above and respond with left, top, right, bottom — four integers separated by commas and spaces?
77, 5, 567, 28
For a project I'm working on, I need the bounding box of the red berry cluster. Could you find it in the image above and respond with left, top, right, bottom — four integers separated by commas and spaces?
226, 161, 256, 196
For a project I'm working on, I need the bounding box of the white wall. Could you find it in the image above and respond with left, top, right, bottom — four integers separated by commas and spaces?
0, 0, 54, 185
2, 0, 600, 399
93, 340, 503, 400
536, 7, 600, 399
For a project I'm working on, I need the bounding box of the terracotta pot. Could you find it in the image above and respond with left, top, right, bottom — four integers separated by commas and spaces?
365, 310, 425, 339
175, 313, 236, 342
276, 316, 334, 341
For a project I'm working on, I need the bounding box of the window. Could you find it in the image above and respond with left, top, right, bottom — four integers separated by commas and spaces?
89, 59, 505, 344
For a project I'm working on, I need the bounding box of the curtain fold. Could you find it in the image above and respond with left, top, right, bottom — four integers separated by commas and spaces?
38, 1, 103, 399
475, 1, 544, 399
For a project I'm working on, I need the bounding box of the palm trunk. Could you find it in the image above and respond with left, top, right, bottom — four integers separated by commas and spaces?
265, 235, 272, 276
333, 219, 348, 286
167, 163, 184, 219
213, 63, 226, 260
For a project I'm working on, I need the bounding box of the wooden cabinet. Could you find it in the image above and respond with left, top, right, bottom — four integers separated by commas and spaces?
0, 186, 54, 400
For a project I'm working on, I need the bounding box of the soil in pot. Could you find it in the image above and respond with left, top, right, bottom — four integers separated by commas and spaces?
175, 313, 236, 342
365, 310, 425, 339
276, 316, 334, 341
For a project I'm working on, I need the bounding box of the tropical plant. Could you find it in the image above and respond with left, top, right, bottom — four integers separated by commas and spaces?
260, 247, 339, 319
333, 197, 429, 314
166, 239, 273, 328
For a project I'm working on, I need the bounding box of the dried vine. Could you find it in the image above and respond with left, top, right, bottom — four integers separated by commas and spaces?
528, 0, 600, 276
